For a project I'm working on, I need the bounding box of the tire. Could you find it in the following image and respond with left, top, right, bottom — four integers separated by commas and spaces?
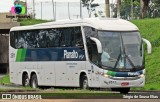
81, 75, 89, 89
22, 74, 29, 87
30, 74, 38, 89
119, 88, 130, 94
111, 88, 119, 91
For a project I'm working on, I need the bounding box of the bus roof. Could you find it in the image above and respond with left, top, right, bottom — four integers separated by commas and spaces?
10, 18, 139, 32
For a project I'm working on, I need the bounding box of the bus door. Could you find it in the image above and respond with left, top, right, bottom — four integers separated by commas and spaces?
88, 40, 100, 87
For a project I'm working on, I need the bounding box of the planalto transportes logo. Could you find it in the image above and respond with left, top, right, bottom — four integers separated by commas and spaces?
11, 4, 26, 14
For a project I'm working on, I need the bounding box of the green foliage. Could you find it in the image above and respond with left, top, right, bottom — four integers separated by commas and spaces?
148, 0, 160, 18
114, 0, 140, 19
81, 0, 99, 17
19, 19, 50, 26
113, 0, 160, 19
0, 74, 11, 85
131, 18, 160, 91
132, 18, 160, 47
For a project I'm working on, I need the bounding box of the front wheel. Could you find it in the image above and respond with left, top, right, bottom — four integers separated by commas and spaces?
81, 75, 89, 89
119, 88, 130, 94
30, 74, 38, 89
111, 88, 130, 94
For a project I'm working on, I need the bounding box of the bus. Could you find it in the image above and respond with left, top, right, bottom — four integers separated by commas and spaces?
9, 18, 151, 94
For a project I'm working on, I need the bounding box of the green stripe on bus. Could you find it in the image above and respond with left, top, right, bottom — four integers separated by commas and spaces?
107, 71, 116, 76
21, 49, 27, 61
16, 49, 23, 61
16, 49, 27, 61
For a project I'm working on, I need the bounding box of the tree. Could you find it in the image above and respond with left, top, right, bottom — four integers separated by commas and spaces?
117, 0, 121, 18
105, 0, 110, 17
141, 0, 150, 18
113, 0, 140, 19
81, 0, 99, 17
148, 0, 160, 18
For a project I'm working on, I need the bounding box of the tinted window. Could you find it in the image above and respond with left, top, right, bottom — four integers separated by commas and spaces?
60, 28, 72, 47
10, 26, 83, 49
71, 27, 83, 47
83, 26, 98, 38
10, 32, 16, 48
36, 30, 47, 48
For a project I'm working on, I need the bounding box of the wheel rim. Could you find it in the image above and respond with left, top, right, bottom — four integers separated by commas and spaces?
83, 78, 88, 89
24, 78, 29, 86
32, 79, 37, 89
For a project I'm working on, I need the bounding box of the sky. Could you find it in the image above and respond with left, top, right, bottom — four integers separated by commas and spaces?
0, 0, 14, 12
0, 0, 117, 12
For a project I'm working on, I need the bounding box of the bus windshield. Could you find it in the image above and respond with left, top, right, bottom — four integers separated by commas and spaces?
98, 31, 143, 71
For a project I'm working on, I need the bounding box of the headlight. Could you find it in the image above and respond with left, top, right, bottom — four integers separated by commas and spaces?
139, 74, 145, 78
98, 72, 110, 78
103, 74, 109, 78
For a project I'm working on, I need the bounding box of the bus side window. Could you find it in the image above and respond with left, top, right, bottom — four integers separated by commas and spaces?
15, 31, 25, 49
60, 28, 72, 47
72, 27, 84, 48
83, 26, 98, 38
84, 26, 98, 65
87, 39, 98, 65
36, 30, 47, 48
10, 32, 16, 48
54, 29, 61, 47
47, 29, 56, 47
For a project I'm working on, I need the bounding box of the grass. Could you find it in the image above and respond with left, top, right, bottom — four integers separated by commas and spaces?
132, 18, 160, 47
131, 18, 160, 91
19, 19, 51, 26
0, 74, 11, 85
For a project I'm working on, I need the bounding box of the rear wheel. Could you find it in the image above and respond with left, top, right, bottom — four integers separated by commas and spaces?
30, 74, 38, 89
119, 88, 130, 94
22, 74, 29, 87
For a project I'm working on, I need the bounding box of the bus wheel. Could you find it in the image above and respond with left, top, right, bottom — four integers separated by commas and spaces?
22, 73, 29, 87
119, 88, 130, 94
82, 75, 88, 89
30, 74, 38, 89
111, 88, 119, 91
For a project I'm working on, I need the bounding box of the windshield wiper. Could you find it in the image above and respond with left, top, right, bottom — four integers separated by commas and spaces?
113, 34, 136, 69
114, 47, 122, 68
121, 34, 136, 69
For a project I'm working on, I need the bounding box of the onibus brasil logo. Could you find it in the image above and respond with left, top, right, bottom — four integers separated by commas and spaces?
7, 4, 30, 19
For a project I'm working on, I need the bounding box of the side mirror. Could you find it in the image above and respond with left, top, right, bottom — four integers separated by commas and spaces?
90, 37, 102, 53
142, 38, 152, 54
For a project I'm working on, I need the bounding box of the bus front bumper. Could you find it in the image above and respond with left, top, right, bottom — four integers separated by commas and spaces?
99, 76, 145, 88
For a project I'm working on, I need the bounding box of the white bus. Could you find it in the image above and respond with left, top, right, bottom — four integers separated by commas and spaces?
9, 18, 151, 94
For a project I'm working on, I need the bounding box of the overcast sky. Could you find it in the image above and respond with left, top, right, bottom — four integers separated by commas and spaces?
0, 0, 14, 12
0, 0, 116, 12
